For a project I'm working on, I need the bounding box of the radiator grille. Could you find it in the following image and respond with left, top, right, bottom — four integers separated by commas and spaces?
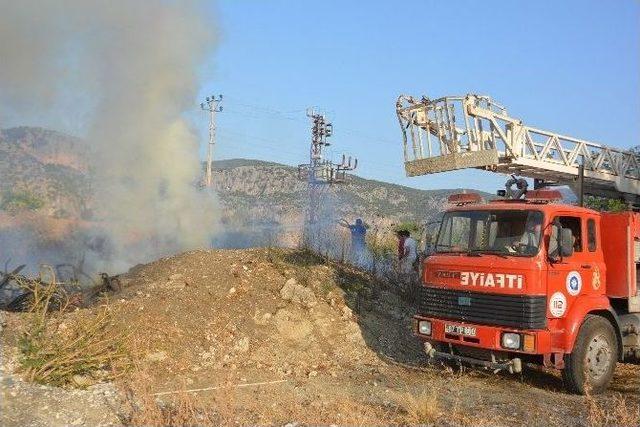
418, 286, 547, 329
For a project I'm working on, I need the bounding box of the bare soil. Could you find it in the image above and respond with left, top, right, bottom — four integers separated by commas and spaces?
1, 248, 639, 426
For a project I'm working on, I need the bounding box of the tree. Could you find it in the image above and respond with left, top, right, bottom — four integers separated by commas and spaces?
584, 196, 628, 212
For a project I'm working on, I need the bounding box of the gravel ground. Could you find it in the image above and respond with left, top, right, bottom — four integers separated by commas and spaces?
1, 345, 121, 426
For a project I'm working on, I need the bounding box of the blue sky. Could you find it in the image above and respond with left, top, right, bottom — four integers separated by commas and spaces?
196, 0, 639, 193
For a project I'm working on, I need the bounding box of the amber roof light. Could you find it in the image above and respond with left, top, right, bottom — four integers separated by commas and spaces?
526, 190, 563, 203
448, 193, 483, 206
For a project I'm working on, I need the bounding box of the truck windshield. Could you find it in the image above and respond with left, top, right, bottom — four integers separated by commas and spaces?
436, 209, 543, 257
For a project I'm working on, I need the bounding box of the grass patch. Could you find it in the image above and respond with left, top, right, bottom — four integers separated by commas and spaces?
283, 248, 327, 267
121, 371, 235, 426
400, 389, 440, 425
319, 280, 335, 297
586, 391, 640, 426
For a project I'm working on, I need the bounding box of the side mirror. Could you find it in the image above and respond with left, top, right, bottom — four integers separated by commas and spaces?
422, 220, 441, 256
559, 228, 574, 257
423, 241, 435, 257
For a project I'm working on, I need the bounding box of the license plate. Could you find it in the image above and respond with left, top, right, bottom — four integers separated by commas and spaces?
444, 324, 477, 337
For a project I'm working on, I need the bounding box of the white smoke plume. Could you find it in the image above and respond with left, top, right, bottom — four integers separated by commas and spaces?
0, 1, 218, 274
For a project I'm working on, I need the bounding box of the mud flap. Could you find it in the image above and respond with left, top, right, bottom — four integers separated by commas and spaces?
543, 352, 565, 369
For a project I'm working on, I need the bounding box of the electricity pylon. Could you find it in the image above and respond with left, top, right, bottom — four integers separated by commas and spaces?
298, 109, 357, 230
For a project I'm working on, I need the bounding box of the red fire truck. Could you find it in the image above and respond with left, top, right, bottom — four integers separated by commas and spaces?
396, 94, 640, 393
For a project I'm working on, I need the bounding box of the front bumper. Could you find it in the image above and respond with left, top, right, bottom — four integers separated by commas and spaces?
414, 315, 553, 355
423, 341, 523, 373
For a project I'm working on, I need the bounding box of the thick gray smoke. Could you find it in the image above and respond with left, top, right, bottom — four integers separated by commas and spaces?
0, 1, 218, 274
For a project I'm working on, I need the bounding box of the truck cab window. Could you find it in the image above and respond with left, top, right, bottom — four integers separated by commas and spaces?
439, 215, 471, 251
557, 216, 582, 252
436, 210, 543, 256
587, 219, 596, 252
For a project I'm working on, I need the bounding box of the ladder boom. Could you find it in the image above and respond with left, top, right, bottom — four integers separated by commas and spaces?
396, 94, 640, 205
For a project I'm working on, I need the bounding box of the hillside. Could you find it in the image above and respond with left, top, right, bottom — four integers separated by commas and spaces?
1, 126, 489, 231
213, 158, 484, 223
0, 127, 91, 219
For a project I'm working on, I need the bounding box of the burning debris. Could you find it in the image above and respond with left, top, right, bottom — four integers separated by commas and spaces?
0, 261, 122, 312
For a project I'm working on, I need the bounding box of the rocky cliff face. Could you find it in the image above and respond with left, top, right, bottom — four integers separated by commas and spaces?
211, 158, 471, 226
1, 127, 479, 226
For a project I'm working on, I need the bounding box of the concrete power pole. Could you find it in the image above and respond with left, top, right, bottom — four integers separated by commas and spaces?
200, 95, 223, 187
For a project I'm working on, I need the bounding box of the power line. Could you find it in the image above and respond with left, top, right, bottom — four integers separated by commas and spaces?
216, 126, 403, 176
220, 96, 400, 148
200, 95, 406, 177
223, 95, 308, 116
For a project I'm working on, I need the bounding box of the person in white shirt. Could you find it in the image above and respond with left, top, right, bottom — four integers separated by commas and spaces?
397, 229, 418, 275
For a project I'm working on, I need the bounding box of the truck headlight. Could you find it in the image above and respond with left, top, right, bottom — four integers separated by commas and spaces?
418, 320, 432, 336
501, 332, 521, 350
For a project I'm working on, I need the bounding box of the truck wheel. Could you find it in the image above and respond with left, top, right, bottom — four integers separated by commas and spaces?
562, 315, 618, 394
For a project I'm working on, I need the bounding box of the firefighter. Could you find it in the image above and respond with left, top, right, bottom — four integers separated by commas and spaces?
338, 218, 368, 263
396, 229, 419, 297
514, 217, 542, 254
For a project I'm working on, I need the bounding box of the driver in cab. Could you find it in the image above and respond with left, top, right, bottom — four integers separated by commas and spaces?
510, 218, 541, 255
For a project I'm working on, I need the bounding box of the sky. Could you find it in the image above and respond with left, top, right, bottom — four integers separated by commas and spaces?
198, 0, 640, 193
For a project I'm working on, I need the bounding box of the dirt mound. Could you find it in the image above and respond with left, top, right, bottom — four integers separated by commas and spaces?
111, 248, 383, 390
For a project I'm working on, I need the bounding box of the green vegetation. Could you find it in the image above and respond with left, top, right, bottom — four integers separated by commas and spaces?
584, 196, 628, 212
392, 220, 422, 236
366, 235, 396, 259
0, 189, 44, 213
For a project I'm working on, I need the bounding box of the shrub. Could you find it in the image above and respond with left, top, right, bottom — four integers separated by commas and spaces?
16, 274, 130, 387
392, 220, 423, 236
0, 189, 44, 213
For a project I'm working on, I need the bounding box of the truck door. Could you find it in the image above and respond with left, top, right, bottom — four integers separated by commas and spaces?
547, 215, 591, 319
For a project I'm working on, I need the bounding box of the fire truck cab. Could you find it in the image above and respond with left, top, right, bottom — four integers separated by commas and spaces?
414, 191, 640, 394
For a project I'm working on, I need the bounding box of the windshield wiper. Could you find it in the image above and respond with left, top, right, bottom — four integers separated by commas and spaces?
468, 249, 509, 259
436, 248, 483, 257
435, 249, 467, 255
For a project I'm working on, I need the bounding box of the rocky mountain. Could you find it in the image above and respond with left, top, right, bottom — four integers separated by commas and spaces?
0, 127, 91, 219
0, 127, 487, 230
212, 159, 481, 226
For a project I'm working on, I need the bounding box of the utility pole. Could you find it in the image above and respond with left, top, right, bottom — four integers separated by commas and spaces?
298, 109, 357, 241
200, 94, 223, 187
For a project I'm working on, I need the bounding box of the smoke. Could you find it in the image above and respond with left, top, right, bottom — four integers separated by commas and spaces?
0, 1, 218, 274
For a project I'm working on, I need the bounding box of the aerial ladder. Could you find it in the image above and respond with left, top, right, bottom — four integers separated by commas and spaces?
396, 94, 640, 206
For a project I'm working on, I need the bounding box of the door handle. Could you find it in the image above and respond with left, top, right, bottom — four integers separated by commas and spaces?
581, 264, 592, 269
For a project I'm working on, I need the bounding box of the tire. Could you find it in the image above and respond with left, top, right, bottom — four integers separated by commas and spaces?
562, 315, 618, 394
